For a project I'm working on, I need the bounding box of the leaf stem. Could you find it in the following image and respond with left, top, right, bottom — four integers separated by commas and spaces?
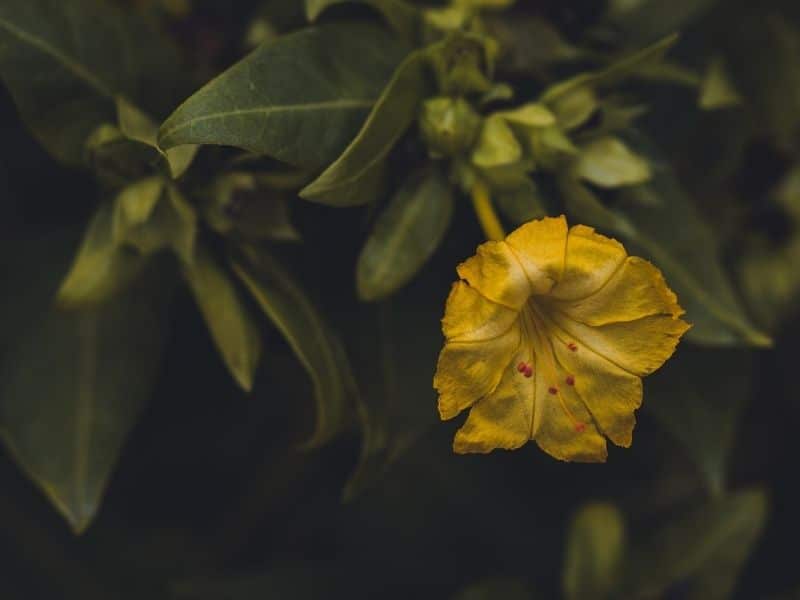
471, 181, 505, 241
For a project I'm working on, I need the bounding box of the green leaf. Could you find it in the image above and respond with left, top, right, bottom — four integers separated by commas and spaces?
0, 286, 168, 533
573, 137, 651, 188
305, 0, 419, 40
56, 203, 148, 309
232, 247, 355, 447
645, 347, 753, 496
453, 577, 533, 600
299, 46, 434, 206
113, 180, 198, 266
558, 155, 770, 347
0, 0, 185, 165
183, 244, 262, 392
357, 168, 453, 301
540, 34, 679, 105
563, 503, 626, 600
158, 23, 409, 171
619, 488, 768, 599
471, 115, 523, 168
203, 172, 301, 242
699, 56, 742, 110
493, 177, 548, 225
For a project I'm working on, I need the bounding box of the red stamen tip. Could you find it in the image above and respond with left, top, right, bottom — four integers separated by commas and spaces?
523, 366, 533, 378
548, 386, 558, 395
575, 422, 586, 433
517, 362, 526, 373
565, 375, 575, 386
567, 342, 578, 352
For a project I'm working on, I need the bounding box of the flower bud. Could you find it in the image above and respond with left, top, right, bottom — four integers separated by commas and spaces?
419, 96, 482, 158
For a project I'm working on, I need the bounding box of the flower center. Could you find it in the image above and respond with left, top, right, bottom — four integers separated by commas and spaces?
519, 300, 587, 433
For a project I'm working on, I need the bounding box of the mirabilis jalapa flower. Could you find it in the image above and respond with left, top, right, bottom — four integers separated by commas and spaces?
434, 215, 690, 461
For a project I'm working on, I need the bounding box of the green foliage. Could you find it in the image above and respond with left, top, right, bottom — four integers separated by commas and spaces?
356, 167, 453, 300
158, 23, 409, 170
0, 0, 796, 597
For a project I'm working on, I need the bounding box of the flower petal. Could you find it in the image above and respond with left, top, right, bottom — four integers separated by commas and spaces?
551, 332, 642, 447
505, 215, 568, 295
434, 323, 520, 420
552, 256, 683, 326
527, 319, 607, 462
547, 311, 690, 376
456, 241, 531, 309
550, 225, 627, 301
442, 281, 519, 342
452, 345, 535, 453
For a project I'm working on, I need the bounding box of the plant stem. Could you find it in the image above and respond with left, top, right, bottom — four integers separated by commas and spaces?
471, 181, 505, 241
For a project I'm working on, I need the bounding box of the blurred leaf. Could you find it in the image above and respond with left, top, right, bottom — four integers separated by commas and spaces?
183, 244, 262, 392
559, 146, 770, 347
573, 137, 651, 188
563, 503, 626, 600
727, 15, 800, 152
619, 488, 768, 599
344, 279, 443, 500
0, 285, 168, 533
159, 23, 409, 170
471, 115, 523, 168
306, 0, 419, 39
540, 34, 678, 105
113, 181, 197, 265
300, 45, 434, 206
606, 0, 718, 44
357, 168, 453, 301
204, 172, 301, 242
493, 177, 548, 225
233, 246, 355, 447
645, 347, 753, 496
699, 56, 742, 110
0, 0, 185, 165
484, 15, 579, 73
453, 576, 533, 600
56, 203, 147, 309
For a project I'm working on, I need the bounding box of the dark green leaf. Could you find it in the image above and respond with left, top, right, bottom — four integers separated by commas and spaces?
232, 247, 355, 447
305, 0, 420, 40
645, 347, 753, 496
158, 24, 409, 170
619, 488, 768, 600
0, 0, 185, 165
563, 503, 626, 600
357, 168, 453, 301
183, 244, 262, 392
299, 46, 435, 205
0, 286, 168, 533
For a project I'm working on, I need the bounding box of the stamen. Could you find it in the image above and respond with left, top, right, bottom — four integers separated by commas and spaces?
565, 375, 575, 386
567, 342, 578, 352
517, 362, 527, 373
523, 365, 533, 378
548, 386, 558, 395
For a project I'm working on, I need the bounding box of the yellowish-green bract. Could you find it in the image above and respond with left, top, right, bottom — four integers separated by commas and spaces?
434, 216, 690, 461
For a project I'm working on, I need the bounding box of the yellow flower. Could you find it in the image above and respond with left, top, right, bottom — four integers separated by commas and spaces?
434, 215, 690, 461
